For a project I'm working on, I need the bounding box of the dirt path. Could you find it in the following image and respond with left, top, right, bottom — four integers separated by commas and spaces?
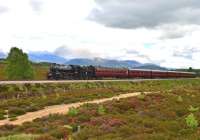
0, 92, 152, 126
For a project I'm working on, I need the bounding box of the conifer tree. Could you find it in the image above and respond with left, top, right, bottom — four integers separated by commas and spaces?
5, 47, 34, 80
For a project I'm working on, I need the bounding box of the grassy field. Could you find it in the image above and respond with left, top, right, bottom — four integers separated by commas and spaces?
0, 62, 49, 80
0, 63, 6, 80
0, 79, 199, 120
0, 134, 37, 140
32, 64, 49, 80
0, 79, 200, 139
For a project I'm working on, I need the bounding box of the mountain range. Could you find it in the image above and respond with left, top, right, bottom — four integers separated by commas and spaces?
28, 52, 167, 70
65, 58, 141, 68
0, 51, 167, 70
0, 52, 5, 58
28, 52, 67, 64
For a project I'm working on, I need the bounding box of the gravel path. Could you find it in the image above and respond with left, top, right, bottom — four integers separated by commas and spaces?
0, 92, 152, 126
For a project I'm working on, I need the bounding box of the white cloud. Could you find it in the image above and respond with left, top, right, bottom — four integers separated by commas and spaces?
0, 0, 199, 68
54, 45, 101, 59
89, 0, 200, 29
30, 0, 43, 13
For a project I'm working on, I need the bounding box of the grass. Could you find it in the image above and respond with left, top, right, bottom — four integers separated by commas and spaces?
0, 134, 37, 140
0, 63, 6, 80
33, 64, 49, 80
0, 63, 49, 80
68, 107, 79, 117
97, 105, 106, 115
0, 79, 199, 119
185, 113, 199, 129
0, 79, 200, 139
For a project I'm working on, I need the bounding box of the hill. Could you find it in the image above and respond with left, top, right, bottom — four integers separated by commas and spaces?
16, 52, 166, 70
134, 64, 168, 70
65, 58, 142, 68
28, 52, 67, 64
0, 52, 5, 58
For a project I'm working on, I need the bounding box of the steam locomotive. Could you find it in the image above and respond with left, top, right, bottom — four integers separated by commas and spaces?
47, 64, 196, 80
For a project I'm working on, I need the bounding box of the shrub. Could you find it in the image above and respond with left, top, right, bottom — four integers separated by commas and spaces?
8, 107, 26, 116
0, 109, 6, 120
49, 127, 68, 139
0, 134, 37, 140
0, 114, 5, 120
35, 135, 57, 140
68, 107, 79, 117
177, 96, 183, 103
70, 124, 79, 132
185, 113, 198, 129
77, 113, 91, 122
175, 108, 187, 117
9, 117, 17, 121
97, 105, 106, 115
188, 105, 199, 112
137, 94, 145, 100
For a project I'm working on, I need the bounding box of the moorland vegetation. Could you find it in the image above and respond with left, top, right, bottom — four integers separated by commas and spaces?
0, 79, 200, 139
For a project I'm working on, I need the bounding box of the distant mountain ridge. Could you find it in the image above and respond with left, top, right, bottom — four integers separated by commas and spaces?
27, 52, 167, 70
65, 58, 142, 68
28, 52, 67, 64
0, 52, 6, 58
134, 64, 167, 70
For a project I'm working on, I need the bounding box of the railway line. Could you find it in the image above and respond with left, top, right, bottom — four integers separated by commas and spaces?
0, 78, 195, 85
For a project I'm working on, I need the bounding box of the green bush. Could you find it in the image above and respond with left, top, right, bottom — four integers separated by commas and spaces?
0, 109, 6, 120
9, 117, 17, 121
137, 94, 145, 100
177, 96, 183, 103
0, 114, 6, 120
68, 107, 79, 117
97, 105, 106, 115
8, 107, 26, 116
188, 105, 199, 112
185, 113, 198, 129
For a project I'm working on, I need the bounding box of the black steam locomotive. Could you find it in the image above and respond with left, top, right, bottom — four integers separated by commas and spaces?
47, 64, 96, 80
47, 64, 196, 80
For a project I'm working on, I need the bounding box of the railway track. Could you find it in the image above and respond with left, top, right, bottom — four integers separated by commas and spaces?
0, 78, 194, 85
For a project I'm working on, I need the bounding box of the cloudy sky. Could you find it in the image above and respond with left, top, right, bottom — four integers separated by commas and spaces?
0, 0, 200, 68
